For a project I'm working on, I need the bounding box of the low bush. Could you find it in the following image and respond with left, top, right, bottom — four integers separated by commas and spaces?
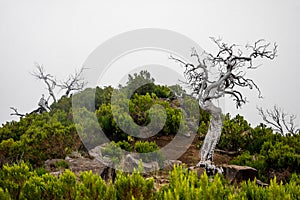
101, 142, 123, 165
134, 141, 164, 166
157, 165, 231, 200
114, 169, 155, 200
0, 163, 300, 199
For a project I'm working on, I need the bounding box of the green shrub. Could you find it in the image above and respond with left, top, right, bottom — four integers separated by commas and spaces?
245, 124, 274, 154
0, 161, 31, 200
76, 170, 109, 200
260, 141, 300, 172
35, 167, 48, 176
116, 140, 132, 152
129, 93, 154, 126
102, 142, 123, 165
54, 160, 69, 169
22, 176, 47, 199
0, 163, 300, 199
230, 151, 266, 169
218, 114, 252, 151
35, 173, 63, 200
0, 187, 11, 200
231, 139, 300, 182
134, 141, 159, 154
0, 138, 16, 166
96, 103, 127, 141
285, 174, 300, 199
134, 141, 164, 166
114, 169, 155, 200
157, 165, 232, 200
0, 111, 82, 167
235, 177, 300, 199
59, 169, 77, 199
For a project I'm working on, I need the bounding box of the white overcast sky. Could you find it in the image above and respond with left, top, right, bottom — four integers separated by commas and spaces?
0, 0, 299, 127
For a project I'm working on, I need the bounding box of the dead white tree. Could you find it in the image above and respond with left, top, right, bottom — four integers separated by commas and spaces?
32, 63, 57, 103
257, 105, 299, 135
10, 64, 87, 117
171, 37, 277, 169
32, 64, 87, 101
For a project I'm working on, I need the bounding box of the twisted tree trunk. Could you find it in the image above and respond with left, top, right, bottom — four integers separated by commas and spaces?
199, 100, 223, 164
170, 38, 277, 170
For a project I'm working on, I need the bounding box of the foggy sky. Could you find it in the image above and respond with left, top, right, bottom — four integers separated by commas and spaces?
0, 0, 299, 128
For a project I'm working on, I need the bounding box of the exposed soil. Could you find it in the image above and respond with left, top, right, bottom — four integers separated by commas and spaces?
150, 134, 234, 167
146, 134, 236, 190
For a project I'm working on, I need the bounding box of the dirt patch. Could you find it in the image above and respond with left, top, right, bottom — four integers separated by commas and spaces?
151, 134, 233, 167
145, 134, 236, 190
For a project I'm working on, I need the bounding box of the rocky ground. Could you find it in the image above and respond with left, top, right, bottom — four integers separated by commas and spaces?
45, 134, 264, 190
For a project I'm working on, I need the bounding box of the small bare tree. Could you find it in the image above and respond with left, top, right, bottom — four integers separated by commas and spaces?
10, 64, 87, 117
171, 37, 277, 169
32, 64, 87, 101
32, 63, 57, 103
258, 105, 299, 135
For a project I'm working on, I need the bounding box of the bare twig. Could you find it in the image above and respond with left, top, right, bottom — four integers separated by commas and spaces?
257, 105, 299, 135
56, 67, 87, 97
32, 63, 57, 103
10, 107, 25, 117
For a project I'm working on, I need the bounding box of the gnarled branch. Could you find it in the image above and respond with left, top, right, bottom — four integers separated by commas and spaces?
171, 38, 277, 108
10, 107, 25, 117
31, 63, 57, 103
56, 67, 87, 97
257, 105, 299, 135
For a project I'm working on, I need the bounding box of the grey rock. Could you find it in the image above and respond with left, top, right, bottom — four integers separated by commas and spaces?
222, 164, 258, 184
124, 154, 159, 172
163, 160, 182, 170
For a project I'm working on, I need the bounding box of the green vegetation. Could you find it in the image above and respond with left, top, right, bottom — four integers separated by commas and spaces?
0, 70, 300, 199
134, 141, 164, 166
102, 142, 123, 165
219, 115, 300, 182
0, 163, 299, 199
0, 111, 81, 167
101, 140, 164, 167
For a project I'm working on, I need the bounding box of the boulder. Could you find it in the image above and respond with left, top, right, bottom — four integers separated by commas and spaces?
67, 157, 105, 174
163, 160, 182, 170
123, 154, 159, 172
44, 156, 116, 182
88, 146, 103, 161
68, 157, 116, 182
188, 166, 206, 178
221, 164, 258, 184
88, 145, 114, 166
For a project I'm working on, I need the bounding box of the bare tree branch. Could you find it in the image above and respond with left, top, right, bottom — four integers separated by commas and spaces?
32, 64, 87, 101
56, 67, 87, 97
10, 107, 25, 117
171, 38, 277, 108
257, 105, 299, 135
31, 63, 57, 103
11, 65, 87, 119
